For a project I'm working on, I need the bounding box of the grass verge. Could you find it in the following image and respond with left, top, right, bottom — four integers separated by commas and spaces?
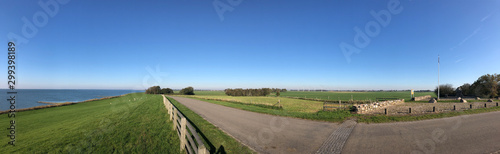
1, 93, 180, 153
166, 97, 255, 154
185, 97, 353, 123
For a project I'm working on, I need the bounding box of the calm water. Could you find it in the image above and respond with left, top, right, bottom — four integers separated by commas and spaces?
1, 89, 144, 111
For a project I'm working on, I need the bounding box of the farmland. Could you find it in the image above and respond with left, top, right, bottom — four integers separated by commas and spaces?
192, 90, 436, 101
278, 91, 436, 101
186, 95, 325, 113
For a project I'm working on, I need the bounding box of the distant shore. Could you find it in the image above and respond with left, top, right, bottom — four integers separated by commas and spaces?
0, 94, 128, 114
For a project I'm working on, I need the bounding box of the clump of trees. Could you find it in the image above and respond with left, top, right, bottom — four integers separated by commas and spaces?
145, 86, 194, 95
271, 88, 287, 93
434, 84, 455, 97
145, 86, 161, 94
469, 74, 499, 98
225, 88, 271, 96
161, 88, 174, 94
179, 86, 195, 95
436, 74, 500, 98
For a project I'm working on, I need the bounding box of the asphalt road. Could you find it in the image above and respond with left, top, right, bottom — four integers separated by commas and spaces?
169, 96, 340, 154
343, 111, 500, 154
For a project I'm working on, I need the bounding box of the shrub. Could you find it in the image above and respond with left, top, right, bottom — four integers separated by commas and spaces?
180, 86, 195, 95
145, 86, 161, 94
434, 84, 455, 97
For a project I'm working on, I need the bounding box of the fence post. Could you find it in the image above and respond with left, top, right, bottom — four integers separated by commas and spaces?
453, 105, 456, 111
384, 108, 387, 115
485, 103, 487, 108
497, 103, 498, 107
173, 108, 178, 130
180, 117, 187, 152
433, 106, 435, 112
409, 108, 411, 114
198, 144, 208, 154
470, 104, 472, 109
169, 104, 173, 121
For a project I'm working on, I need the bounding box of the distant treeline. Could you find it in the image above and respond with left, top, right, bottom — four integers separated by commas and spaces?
224, 88, 287, 96
145, 86, 194, 95
271, 88, 287, 92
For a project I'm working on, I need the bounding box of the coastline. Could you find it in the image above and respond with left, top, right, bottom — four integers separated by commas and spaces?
0, 94, 130, 114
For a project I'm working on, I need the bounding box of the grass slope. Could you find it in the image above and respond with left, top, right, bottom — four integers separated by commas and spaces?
0, 93, 180, 153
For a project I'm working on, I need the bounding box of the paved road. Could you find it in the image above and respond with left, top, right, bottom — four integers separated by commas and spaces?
343, 111, 500, 154
169, 96, 340, 154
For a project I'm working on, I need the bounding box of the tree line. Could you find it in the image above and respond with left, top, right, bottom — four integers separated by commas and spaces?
435, 74, 500, 98
271, 88, 287, 92
224, 88, 287, 96
145, 86, 194, 95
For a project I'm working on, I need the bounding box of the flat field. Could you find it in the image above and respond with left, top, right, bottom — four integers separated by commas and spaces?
279, 91, 436, 101
186, 95, 325, 113
192, 90, 435, 101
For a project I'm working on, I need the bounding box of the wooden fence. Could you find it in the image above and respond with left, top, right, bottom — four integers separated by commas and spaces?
163, 95, 209, 154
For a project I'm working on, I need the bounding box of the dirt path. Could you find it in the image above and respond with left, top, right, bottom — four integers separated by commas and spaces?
169, 96, 341, 154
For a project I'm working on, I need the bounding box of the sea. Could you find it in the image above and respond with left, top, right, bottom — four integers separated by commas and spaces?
0, 89, 144, 111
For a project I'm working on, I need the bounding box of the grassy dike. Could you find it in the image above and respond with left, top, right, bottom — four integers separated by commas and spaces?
166, 97, 255, 154
1, 93, 180, 153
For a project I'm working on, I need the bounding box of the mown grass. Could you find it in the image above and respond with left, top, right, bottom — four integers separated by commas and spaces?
0, 93, 180, 153
185, 95, 326, 113
358, 106, 500, 123
191, 90, 435, 102
166, 97, 255, 154
279, 91, 436, 101
185, 97, 353, 123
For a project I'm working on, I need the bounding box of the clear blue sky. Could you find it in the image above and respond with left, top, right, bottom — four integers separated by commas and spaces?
1, 0, 499, 90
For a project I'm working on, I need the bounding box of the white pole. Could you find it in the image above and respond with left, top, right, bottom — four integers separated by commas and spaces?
438, 55, 440, 100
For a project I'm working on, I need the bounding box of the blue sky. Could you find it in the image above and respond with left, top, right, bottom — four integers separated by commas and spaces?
1, 0, 499, 90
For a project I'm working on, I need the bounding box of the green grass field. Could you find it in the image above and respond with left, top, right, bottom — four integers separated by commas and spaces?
278, 91, 436, 101
0, 93, 180, 153
191, 90, 436, 101
186, 95, 326, 113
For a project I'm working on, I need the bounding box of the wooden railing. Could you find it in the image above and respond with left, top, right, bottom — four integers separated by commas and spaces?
163, 95, 209, 154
